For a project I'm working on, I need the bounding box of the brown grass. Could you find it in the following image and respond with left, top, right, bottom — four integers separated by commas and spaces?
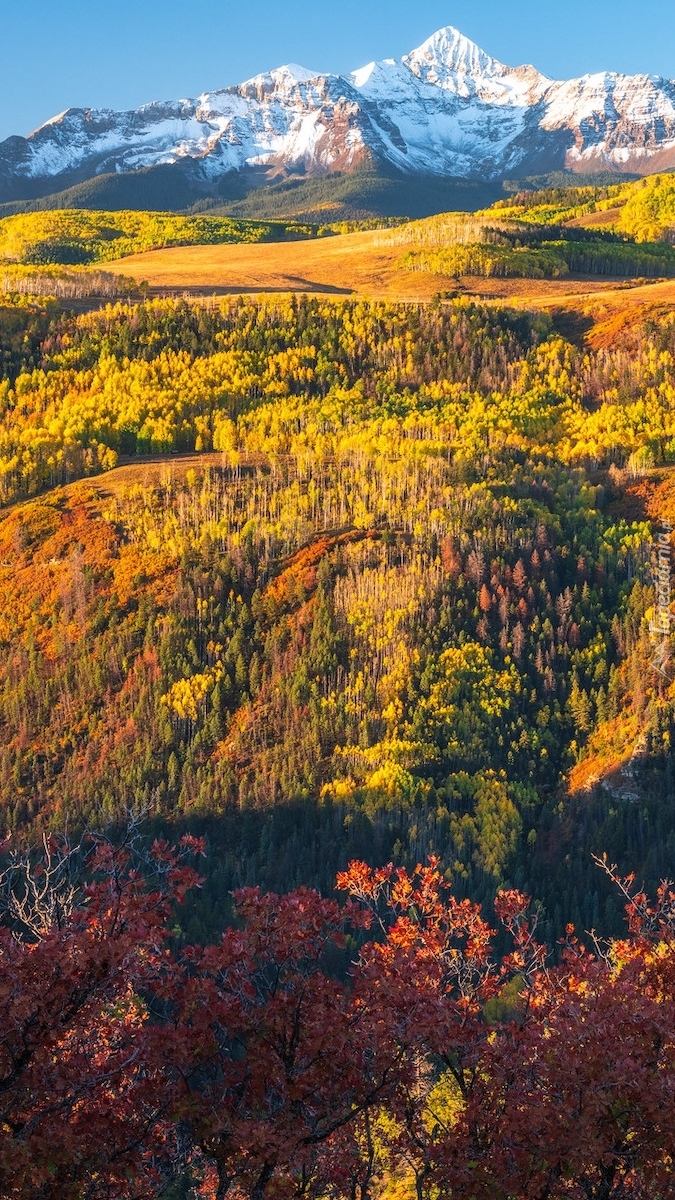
101, 230, 675, 348
104, 231, 450, 300
52, 452, 231, 505
102, 230, 665, 303
510, 278, 675, 348
565, 206, 624, 230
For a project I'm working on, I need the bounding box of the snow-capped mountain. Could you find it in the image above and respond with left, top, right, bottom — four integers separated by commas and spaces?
2, 26, 675, 203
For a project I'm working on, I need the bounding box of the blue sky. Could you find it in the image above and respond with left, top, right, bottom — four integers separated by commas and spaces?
2, 0, 674, 142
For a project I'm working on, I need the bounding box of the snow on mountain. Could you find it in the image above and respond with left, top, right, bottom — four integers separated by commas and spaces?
402, 26, 549, 103
2, 25, 675, 201
541, 71, 675, 171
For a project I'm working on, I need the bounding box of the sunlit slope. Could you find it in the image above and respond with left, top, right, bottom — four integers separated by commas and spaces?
102, 229, 452, 299
0, 209, 318, 265
0, 171, 669, 300
491, 173, 675, 241
508, 278, 675, 349
102, 227, 675, 335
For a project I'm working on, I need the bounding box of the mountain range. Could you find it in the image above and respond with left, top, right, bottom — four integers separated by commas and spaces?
2, 26, 675, 216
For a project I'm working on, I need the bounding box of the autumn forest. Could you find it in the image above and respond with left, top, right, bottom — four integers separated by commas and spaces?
2, 180, 675, 1199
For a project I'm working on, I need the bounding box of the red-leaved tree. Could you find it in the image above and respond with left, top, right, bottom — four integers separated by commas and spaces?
0, 829, 203, 1199
448, 862, 675, 1200
3, 841, 675, 1200
159, 884, 412, 1200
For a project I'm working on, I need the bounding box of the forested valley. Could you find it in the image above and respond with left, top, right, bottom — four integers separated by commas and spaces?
2, 196, 675, 1197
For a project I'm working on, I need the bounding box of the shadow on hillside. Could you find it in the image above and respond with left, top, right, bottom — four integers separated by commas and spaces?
149, 280, 354, 298
548, 306, 595, 346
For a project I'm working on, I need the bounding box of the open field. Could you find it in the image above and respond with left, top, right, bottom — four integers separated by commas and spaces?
104, 229, 450, 300
57, 451, 231, 503
104, 228, 675, 346
104, 228, 659, 302
566, 206, 624, 229
507, 277, 675, 347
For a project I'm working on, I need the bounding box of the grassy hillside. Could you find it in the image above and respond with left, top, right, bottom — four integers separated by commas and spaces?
382, 174, 675, 281
78, 172, 675, 304
98, 233, 675, 319
4, 173, 673, 287
100, 228, 453, 300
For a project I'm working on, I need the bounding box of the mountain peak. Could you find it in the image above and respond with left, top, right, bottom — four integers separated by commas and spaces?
404, 25, 503, 84
3, 24, 675, 207
240, 62, 320, 93
271, 64, 319, 84
402, 25, 550, 100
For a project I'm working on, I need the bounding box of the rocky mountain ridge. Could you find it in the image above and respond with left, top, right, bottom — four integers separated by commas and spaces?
2, 26, 675, 206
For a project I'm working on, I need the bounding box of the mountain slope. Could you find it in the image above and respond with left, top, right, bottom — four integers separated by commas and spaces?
1, 26, 675, 210
0, 293, 673, 942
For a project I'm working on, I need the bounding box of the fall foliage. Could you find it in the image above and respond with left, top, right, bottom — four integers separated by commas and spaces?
2, 197, 675, 1196
2, 841, 675, 1199
0, 287, 673, 945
